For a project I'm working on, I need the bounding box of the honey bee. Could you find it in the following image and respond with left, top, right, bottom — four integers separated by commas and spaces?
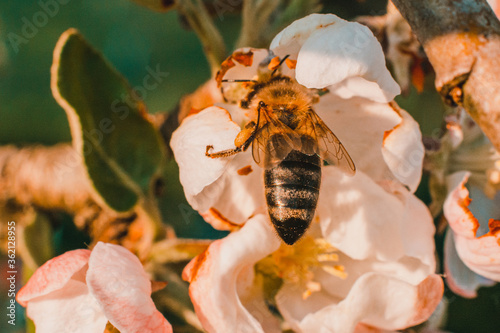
206, 54, 356, 245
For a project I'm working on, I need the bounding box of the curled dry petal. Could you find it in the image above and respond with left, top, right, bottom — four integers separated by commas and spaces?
217, 48, 269, 85
87, 242, 172, 333
183, 215, 281, 333
444, 231, 496, 298
444, 172, 500, 282
277, 273, 443, 333
270, 13, 400, 102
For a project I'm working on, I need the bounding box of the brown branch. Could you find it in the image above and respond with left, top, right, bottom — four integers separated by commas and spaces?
391, 0, 500, 151
0, 144, 163, 257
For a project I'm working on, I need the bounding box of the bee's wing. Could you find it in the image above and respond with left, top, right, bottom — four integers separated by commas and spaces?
300, 110, 356, 176
252, 115, 301, 168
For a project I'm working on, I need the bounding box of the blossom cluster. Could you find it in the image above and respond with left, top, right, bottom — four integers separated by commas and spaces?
171, 14, 443, 333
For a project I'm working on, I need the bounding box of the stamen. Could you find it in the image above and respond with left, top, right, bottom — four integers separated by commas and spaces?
256, 237, 347, 300
317, 253, 340, 262
322, 265, 347, 279
302, 281, 321, 300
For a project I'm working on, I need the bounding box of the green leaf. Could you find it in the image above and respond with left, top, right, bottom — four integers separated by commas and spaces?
130, 0, 175, 12
51, 28, 165, 212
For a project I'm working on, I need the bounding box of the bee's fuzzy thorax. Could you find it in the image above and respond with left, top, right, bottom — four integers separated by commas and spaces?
248, 77, 314, 126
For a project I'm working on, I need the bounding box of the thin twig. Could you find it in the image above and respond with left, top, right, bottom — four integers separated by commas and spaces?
175, 0, 227, 75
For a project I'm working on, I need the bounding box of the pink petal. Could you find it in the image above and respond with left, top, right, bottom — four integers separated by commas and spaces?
87, 242, 172, 333
318, 167, 435, 263
278, 273, 443, 333
444, 172, 500, 281
183, 214, 281, 333
24, 279, 108, 333
17, 249, 91, 307
444, 230, 496, 298
381, 102, 424, 192
170, 106, 241, 211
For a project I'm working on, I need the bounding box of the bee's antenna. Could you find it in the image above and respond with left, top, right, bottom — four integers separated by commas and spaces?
221, 79, 258, 83
271, 55, 290, 76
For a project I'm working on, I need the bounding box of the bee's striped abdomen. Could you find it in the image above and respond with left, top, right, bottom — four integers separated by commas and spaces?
265, 150, 321, 245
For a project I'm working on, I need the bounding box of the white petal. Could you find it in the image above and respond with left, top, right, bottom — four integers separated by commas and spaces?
201, 151, 265, 225
238, 273, 283, 333
314, 94, 400, 182
183, 214, 281, 333
400, 192, 437, 268
277, 273, 443, 333
170, 106, 241, 210
317, 168, 403, 261
272, 13, 400, 100
295, 21, 400, 100
318, 168, 434, 263
270, 14, 345, 58
328, 76, 396, 103
87, 242, 172, 333
25, 279, 108, 333
318, 254, 435, 302
381, 103, 424, 192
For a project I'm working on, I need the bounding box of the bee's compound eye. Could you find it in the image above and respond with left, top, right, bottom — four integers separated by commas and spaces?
259, 101, 266, 108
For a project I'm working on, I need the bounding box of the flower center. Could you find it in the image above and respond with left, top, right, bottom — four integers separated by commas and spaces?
255, 237, 346, 300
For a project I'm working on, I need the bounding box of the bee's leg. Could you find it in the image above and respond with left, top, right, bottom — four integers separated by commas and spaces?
206, 104, 264, 159
205, 145, 243, 158
205, 122, 256, 158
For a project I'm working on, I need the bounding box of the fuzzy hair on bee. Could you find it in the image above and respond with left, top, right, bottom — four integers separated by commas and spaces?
206, 53, 355, 245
